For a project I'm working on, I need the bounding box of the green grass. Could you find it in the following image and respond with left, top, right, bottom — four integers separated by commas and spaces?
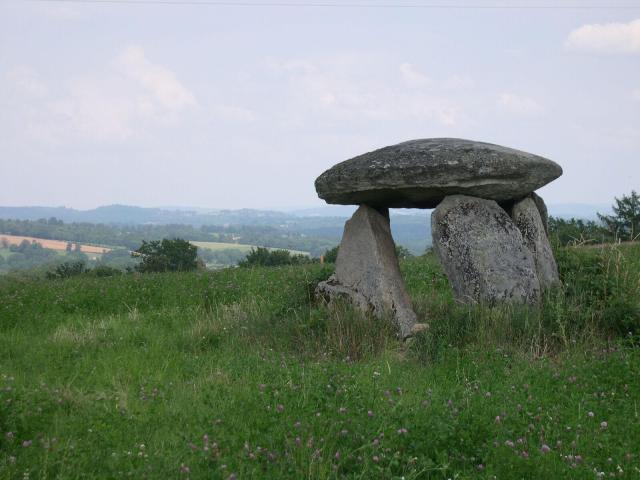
191, 241, 309, 256
0, 245, 639, 478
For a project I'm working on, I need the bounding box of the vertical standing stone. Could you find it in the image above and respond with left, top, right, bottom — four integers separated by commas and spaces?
511, 196, 559, 290
316, 205, 418, 338
432, 195, 540, 304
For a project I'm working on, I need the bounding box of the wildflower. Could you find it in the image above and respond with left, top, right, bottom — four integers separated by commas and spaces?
334, 451, 341, 460
227, 474, 237, 480
22, 440, 32, 448
521, 450, 529, 458
259, 384, 266, 391
368, 410, 374, 417
276, 404, 284, 412
5, 431, 14, 440
600, 421, 608, 429
541, 444, 551, 454
372, 455, 379, 463
477, 464, 484, 470
179, 464, 190, 474
588, 411, 594, 418
505, 440, 515, 448
575, 455, 583, 463
495, 415, 501, 424
294, 421, 301, 428
339, 407, 347, 414
397, 428, 408, 435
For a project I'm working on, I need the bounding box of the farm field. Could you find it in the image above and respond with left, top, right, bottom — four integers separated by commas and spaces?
0, 234, 113, 255
0, 244, 639, 478
191, 240, 309, 256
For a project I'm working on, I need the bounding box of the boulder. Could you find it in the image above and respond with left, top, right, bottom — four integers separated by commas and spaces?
511, 196, 559, 290
432, 195, 540, 304
531, 192, 549, 235
316, 138, 562, 208
316, 205, 418, 338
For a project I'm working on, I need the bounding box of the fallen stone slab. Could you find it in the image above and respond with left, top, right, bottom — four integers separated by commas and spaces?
432, 195, 541, 304
316, 205, 418, 338
316, 138, 562, 208
511, 196, 559, 291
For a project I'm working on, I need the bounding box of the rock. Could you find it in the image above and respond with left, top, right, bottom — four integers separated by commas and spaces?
315, 205, 418, 338
315, 138, 562, 208
530, 192, 549, 235
431, 195, 540, 304
511, 196, 559, 290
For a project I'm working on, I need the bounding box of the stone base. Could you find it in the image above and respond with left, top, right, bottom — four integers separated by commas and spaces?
432, 195, 541, 304
316, 204, 419, 339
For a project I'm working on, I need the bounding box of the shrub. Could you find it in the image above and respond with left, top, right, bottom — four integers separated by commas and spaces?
132, 238, 198, 273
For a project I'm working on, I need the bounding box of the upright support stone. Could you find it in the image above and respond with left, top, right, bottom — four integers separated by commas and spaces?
432, 195, 540, 304
316, 205, 418, 338
511, 196, 559, 290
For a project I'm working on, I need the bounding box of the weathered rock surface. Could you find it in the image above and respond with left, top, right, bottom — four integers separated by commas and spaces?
316, 205, 418, 338
432, 195, 540, 304
530, 192, 549, 235
316, 138, 562, 208
511, 196, 559, 290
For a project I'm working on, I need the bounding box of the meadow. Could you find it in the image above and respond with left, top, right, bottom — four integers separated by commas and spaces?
191, 241, 308, 256
0, 244, 639, 479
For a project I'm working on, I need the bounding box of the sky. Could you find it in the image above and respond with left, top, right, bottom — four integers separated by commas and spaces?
0, 0, 639, 210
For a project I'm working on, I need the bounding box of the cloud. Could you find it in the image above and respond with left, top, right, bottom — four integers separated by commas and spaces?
498, 92, 544, 116
633, 88, 640, 101
2, 46, 198, 143
269, 56, 465, 127
565, 18, 640, 54
115, 46, 196, 110
400, 63, 431, 88
4, 66, 48, 98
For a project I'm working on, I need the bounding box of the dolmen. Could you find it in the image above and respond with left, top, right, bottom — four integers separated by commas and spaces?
314, 138, 562, 338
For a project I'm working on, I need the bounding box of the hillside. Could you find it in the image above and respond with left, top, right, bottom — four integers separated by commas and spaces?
0, 244, 638, 478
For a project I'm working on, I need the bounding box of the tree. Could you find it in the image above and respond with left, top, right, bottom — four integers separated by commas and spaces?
239, 247, 311, 267
598, 190, 640, 241
132, 238, 198, 273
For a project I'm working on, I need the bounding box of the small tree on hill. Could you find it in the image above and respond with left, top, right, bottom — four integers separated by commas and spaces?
239, 247, 310, 267
598, 190, 640, 241
132, 238, 198, 273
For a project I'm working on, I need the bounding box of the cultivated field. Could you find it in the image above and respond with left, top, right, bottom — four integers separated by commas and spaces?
0, 234, 112, 255
0, 244, 638, 478
191, 240, 309, 256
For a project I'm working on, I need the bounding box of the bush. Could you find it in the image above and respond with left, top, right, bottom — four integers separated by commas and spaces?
132, 238, 198, 273
46, 260, 86, 279
239, 247, 311, 267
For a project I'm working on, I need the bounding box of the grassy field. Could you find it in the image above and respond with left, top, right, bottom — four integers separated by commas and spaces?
0, 244, 639, 478
0, 234, 113, 255
191, 241, 309, 256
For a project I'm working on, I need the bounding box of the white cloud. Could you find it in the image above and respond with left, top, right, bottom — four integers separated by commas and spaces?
115, 46, 196, 110
565, 18, 640, 54
4, 66, 48, 98
270, 57, 464, 127
498, 92, 544, 116
2, 46, 199, 143
400, 63, 431, 88
633, 88, 640, 101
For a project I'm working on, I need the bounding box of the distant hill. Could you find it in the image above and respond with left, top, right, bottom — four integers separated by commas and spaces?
0, 202, 611, 256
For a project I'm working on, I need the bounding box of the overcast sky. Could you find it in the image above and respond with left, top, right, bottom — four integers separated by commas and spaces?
0, 0, 638, 210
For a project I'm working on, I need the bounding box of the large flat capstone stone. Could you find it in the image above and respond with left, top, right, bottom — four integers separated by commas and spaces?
315, 138, 562, 208
316, 205, 417, 338
432, 195, 541, 304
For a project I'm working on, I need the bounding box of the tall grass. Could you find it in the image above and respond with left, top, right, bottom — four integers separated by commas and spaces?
0, 244, 639, 478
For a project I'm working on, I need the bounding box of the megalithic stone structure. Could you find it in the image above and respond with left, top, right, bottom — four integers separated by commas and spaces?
316, 205, 418, 339
314, 138, 563, 334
